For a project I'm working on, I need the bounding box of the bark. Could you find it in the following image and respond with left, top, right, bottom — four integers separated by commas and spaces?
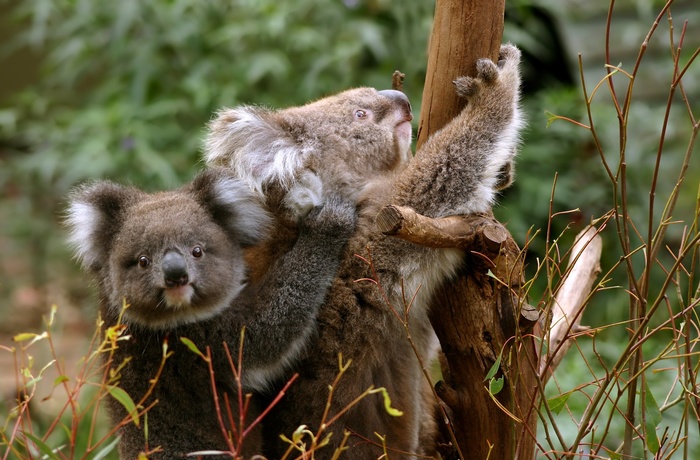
416, 0, 506, 149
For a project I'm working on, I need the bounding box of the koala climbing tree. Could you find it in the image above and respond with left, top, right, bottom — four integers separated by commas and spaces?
205, 39, 525, 460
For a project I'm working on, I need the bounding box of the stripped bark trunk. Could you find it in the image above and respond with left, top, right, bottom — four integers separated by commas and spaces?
413, 1, 540, 458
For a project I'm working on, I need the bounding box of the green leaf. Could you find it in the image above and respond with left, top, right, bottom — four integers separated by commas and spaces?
47, 304, 57, 327
532, 336, 549, 357
601, 447, 622, 459
23, 433, 60, 460
488, 377, 504, 395
643, 383, 662, 454
544, 110, 559, 128
279, 424, 313, 446
24, 375, 43, 388
53, 375, 69, 386
180, 337, 207, 361
547, 393, 570, 415
484, 352, 503, 381
107, 385, 139, 427
93, 435, 120, 460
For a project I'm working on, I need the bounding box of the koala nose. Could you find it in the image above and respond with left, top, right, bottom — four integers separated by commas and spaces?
377, 89, 412, 119
162, 251, 189, 287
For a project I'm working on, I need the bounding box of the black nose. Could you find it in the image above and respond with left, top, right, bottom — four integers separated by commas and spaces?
162, 251, 189, 287
377, 89, 412, 119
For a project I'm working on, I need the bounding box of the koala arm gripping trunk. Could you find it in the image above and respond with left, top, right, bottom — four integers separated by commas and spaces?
392, 44, 522, 218
236, 195, 357, 391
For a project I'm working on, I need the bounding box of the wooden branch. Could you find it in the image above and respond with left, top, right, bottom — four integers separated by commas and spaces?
376, 205, 539, 327
376, 205, 507, 252
540, 226, 602, 379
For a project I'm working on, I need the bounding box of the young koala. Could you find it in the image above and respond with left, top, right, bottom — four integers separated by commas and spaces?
205, 45, 522, 458
66, 168, 356, 459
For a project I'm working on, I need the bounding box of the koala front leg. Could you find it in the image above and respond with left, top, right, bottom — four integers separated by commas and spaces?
236, 193, 358, 391
393, 44, 523, 218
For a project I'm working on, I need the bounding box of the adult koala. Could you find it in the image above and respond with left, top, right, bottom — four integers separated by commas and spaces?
205, 45, 523, 458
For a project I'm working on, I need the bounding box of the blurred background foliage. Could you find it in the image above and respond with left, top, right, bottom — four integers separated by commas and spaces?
0, 0, 698, 456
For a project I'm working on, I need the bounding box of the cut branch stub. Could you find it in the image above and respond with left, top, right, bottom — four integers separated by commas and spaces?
391, 70, 405, 92
376, 205, 507, 253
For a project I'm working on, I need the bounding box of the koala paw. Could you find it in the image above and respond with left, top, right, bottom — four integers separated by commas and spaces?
454, 43, 521, 100
494, 160, 515, 191
303, 193, 358, 238
497, 43, 521, 69
284, 172, 324, 217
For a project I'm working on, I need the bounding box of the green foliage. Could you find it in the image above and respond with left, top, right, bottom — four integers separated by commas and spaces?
1, 0, 433, 190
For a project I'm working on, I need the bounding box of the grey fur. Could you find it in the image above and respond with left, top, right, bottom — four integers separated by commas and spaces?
66, 168, 357, 458
205, 45, 523, 458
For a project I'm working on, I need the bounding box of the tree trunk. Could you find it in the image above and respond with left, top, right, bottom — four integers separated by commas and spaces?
416, 1, 540, 458
417, 0, 506, 149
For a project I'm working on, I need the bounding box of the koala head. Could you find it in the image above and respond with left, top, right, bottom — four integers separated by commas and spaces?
66, 169, 272, 329
204, 88, 413, 216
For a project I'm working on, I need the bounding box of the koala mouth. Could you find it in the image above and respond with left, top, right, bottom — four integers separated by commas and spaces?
163, 284, 195, 308
394, 120, 413, 164
395, 120, 412, 139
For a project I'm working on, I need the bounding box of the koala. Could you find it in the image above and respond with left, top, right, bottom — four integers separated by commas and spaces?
66, 168, 357, 459
205, 45, 522, 458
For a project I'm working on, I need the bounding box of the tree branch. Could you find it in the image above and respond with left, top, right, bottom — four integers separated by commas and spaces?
376, 205, 507, 251
540, 226, 603, 380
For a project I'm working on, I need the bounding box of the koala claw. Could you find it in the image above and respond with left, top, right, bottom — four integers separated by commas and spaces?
453, 76, 477, 99
476, 58, 499, 83
498, 43, 521, 67
284, 172, 324, 217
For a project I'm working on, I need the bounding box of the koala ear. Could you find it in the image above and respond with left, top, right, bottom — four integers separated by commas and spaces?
189, 168, 272, 246
204, 106, 304, 193
65, 181, 142, 271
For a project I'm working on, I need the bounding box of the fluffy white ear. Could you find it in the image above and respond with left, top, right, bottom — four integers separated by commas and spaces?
191, 169, 273, 246
204, 106, 304, 194
65, 182, 139, 271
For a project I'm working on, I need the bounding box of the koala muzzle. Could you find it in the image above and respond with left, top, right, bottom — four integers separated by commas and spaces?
162, 251, 189, 287
377, 89, 412, 119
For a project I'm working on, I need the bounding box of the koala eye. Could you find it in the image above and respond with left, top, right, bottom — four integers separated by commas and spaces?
354, 109, 368, 119
138, 256, 151, 268
192, 246, 203, 258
